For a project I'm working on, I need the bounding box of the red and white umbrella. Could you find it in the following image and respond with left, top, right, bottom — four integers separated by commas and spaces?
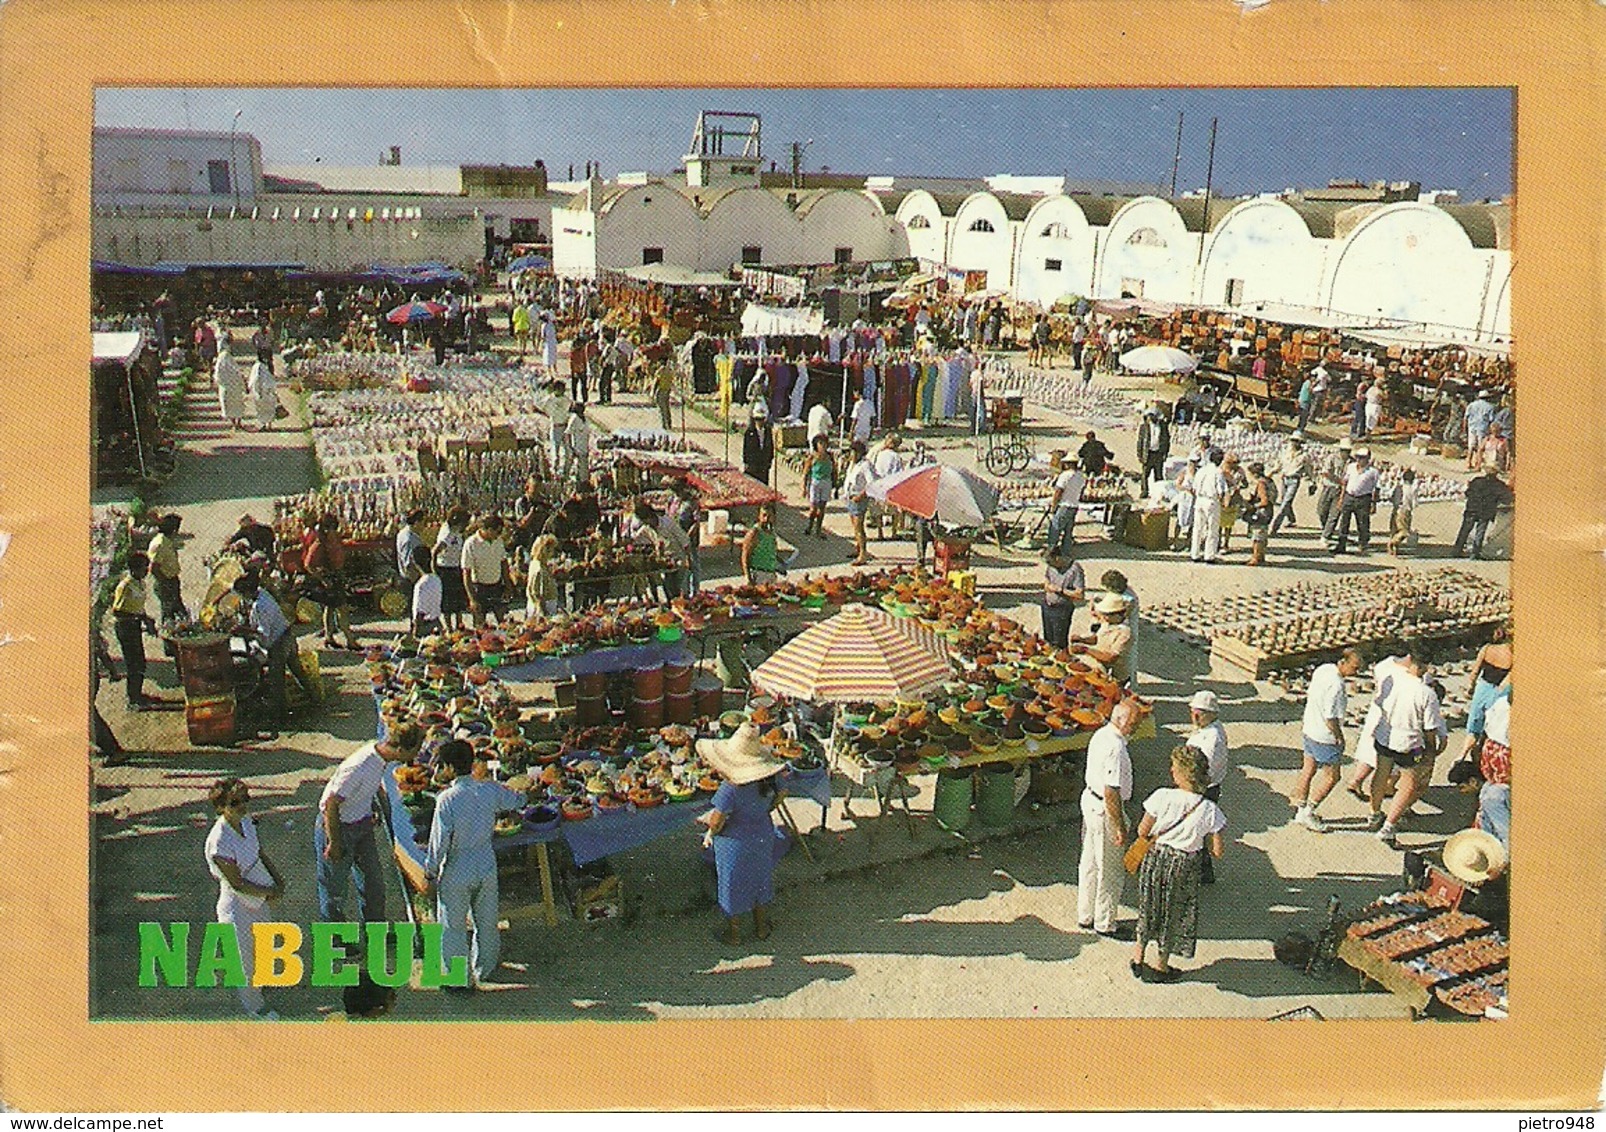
750, 603, 952, 703
868, 461, 999, 527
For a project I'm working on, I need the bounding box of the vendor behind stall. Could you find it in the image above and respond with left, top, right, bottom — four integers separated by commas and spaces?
1072, 593, 1135, 689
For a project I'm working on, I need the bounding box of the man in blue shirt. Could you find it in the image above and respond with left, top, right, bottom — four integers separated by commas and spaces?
1463, 390, 1496, 470
234, 573, 318, 731
426, 739, 528, 992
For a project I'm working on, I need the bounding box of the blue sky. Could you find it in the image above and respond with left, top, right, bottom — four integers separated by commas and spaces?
96, 88, 1513, 200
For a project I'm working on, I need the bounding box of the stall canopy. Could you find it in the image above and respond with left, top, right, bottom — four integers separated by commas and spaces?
92, 330, 146, 367
1120, 344, 1199, 374
750, 603, 952, 703
740, 302, 825, 338
621, 263, 740, 288
92, 260, 187, 278
370, 262, 468, 286
868, 463, 998, 526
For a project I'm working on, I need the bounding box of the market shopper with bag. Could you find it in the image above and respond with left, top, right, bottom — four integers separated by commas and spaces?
1128, 746, 1226, 983
204, 777, 287, 1019
1077, 699, 1142, 940
697, 722, 788, 947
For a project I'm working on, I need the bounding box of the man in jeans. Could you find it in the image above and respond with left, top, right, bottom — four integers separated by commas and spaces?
234, 573, 318, 732
1329, 447, 1379, 555
1453, 467, 1513, 559
316, 721, 424, 925
1268, 433, 1310, 535
1040, 548, 1084, 650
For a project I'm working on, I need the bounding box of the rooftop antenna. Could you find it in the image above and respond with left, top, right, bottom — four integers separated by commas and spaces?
1169, 110, 1184, 198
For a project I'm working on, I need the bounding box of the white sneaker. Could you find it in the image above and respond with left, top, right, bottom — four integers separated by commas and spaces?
1294, 807, 1327, 833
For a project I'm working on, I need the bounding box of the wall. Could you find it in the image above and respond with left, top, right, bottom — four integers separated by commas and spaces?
1322, 202, 1493, 338
91, 212, 484, 271
945, 193, 1017, 292
892, 192, 950, 265
698, 188, 801, 271
93, 129, 263, 207
1013, 195, 1097, 306
1093, 196, 1200, 302
591, 184, 702, 274
551, 205, 598, 278
1198, 199, 1328, 311
796, 191, 908, 265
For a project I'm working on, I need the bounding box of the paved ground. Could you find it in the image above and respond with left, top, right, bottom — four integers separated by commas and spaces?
89, 335, 1505, 1022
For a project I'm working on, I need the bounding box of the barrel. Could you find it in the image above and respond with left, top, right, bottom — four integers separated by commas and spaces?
176, 634, 232, 697
185, 693, 236, 746
694, 674, 725, 720
632, 663, 664, 700
932, 768, 974, 832
975, 762, 1018, 828
664, 691, 695, 725
628, 695, 664, 730
663, 662, 693, 697
576, 672, 607, 699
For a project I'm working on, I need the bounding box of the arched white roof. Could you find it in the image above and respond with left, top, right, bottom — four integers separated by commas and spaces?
1325, 200, 1485, 332
1095, 195, 1196, 301
1198, 197, 1324, 310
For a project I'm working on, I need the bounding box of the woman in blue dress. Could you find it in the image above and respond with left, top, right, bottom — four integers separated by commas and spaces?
698, 723, 786, 946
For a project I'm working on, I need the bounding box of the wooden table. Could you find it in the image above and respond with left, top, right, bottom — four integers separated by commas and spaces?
1336, 936, 1431, 1017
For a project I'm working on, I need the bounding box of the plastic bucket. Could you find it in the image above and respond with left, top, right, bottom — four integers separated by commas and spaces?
932, 768, 974, 832
975, 762, 1018, 828
664, 691, 695, 725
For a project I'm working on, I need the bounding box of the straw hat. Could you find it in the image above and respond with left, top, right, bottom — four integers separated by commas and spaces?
1093, 592, 1129, 615
1338, 437, 1353, 450
695, 722, 786, 786
1442, 828, 1507, 884
1189, 689, 1220, 713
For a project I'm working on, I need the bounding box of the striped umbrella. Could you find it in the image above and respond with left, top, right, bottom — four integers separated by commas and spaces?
750, 603, 952, 703
868, 461, 999, 526
385, 300, 447, 325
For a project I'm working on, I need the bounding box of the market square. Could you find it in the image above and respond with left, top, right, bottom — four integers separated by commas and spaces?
89, 88, 1514, 1023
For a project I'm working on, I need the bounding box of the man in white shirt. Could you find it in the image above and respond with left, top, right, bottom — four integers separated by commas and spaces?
1330, 447, 1380, 555
1369, 644, 1448, 847
1184, 689, 1229, 882
850, 390, 875, 445
1292, 648, 1363, 832
316, 721, 424, 925
564, 403, 591, 485
1078, 699, 1141, 938
1190, 449, 1228, 563
1045, 450, 1087, 557
546, 380, 571, 467
462, 516, 510, 626
807, 401, 833, 445
1268, 433, 1310, 535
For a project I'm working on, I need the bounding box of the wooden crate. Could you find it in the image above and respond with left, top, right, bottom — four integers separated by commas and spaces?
185, 693, 237, 746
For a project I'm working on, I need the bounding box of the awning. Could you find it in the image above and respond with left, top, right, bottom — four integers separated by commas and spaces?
622, 263, 739, 288
92, 330, 146, 367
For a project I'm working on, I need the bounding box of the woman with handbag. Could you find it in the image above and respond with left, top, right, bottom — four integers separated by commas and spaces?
1243, 461, 1276, 566
1129, 746, 1226, 983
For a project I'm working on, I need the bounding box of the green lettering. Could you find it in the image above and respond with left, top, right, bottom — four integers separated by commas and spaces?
137, 922, 190, 988
196, 922, 247, 988
418, 922, 469, 988
309, 923, 360, 987
364, 921, 414, 988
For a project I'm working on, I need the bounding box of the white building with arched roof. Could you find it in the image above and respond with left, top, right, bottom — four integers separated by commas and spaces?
795, 189, 907, 266
1013, 194, 1099, 306
1197, 198, 1330, 310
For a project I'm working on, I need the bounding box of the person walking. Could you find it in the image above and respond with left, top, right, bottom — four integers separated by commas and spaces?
1314, 437, 1353, 541
1291, 647, 1363, 832
214, 344, 246, 429
523, 534, 560, 618
1368, 644, 1448, 848
654, 350, 675, 430
110, 552, 160, 709
426, 739, 528, 992
1217, 452, 1245, 555
395, 509, 426, 587
1364, 379, 1384, 436
1078, 699, 1141, 940
1295, 373, 1316, 432
1183, 689, 1229, 884
802, 434, 836, 537
541, 310, 559, 373
1040, 547, 1084, 650
316, 721, 424, 926
1452, 466, 1513, 559
248, 358, 278, 432
1463, 388, 1495, 470
1129, 746, 1226, 983
1330, 447, 1379, 555
564, 402, 592, 485
546, 380, 572, 470
411, 547, 443, 638
568, 329, 591, 403
871, 433, 908, 540
843, 441, 873, 567
204, 777, 287, 1019
1386, 469, 1419, 555
1454, 626, 1512, 768
1349, 380, 1369, 440
510, 299, 530, 357
1136, 401, 1171, 491
1171, 455, 1198, 550
1268, 433, 1309, 535
1242, 460, 1276, 566
849, 389, 875, 446
1190, 449, 1227, 563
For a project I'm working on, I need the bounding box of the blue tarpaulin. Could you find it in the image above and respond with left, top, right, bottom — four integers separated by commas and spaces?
495, 641, 697, 683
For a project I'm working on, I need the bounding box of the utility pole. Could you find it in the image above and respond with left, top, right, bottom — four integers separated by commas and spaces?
1197, 117, 1217, 265
790, 141, 803, 189
1169, 110, 1184, 198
